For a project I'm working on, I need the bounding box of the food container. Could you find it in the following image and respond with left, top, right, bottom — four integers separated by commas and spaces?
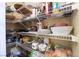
32, 42, 38, 50
10, 3, 32, 16
38, 43, 47, 52
22, 36, 30, 43
51, 26, 73, 35
38, 29, 50, 34
31, 50, 43, 57
10, 47, 21, 57
14, 3, 32, 15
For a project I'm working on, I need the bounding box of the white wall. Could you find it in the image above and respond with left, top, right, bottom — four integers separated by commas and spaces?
72, 3, 79, 56
0, 3, 6, 56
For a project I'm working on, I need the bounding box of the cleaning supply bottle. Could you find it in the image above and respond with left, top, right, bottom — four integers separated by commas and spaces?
52, 2, 59, 14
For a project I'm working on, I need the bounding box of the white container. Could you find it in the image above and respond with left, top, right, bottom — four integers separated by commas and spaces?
51, 26, 73, 35
32, 42, 38, 50
38, 43, 47, 52
10, 47, 21, 56
38, 29, 50, 34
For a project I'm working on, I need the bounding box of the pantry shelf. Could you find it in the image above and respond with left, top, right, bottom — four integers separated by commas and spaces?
6, 16, 36, 23
18, 32, 79, 44
6, 13, 47, 23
